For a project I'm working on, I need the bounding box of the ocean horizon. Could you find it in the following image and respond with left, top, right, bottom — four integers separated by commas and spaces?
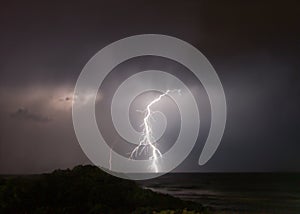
137, 172, 300, 213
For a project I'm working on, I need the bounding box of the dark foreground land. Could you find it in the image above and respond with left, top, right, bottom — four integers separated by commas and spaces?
1, 166, 300, 214
0, 165, 203, 214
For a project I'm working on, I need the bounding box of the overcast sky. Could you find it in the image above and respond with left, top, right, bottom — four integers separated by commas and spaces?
0, 0, 299, 174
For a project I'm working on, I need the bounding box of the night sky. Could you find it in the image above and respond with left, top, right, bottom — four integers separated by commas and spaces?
0, 0, 299, 174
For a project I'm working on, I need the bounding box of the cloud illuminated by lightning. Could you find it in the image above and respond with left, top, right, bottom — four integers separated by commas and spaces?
130, 89, 180, 173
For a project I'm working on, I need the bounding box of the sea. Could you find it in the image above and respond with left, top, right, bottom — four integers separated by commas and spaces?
137, 173, 300, 213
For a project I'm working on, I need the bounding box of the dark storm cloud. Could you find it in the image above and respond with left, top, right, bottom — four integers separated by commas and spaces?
10, 108, 51, 123
0, 0, 299, 173
0, 85, 91, 174
58, 97, 72, 102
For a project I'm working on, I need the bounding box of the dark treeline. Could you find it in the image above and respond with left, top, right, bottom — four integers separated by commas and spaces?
0, 165, 203, 214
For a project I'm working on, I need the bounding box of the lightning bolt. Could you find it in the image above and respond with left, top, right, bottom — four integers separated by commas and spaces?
109, 147, 112, 171
130, 89, 180, 173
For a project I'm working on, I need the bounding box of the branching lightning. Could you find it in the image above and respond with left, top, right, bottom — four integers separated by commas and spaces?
130, 89, 180, 173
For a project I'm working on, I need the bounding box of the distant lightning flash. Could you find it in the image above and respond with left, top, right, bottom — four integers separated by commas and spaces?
109, 147, 112, 171
130, 89, 180, 173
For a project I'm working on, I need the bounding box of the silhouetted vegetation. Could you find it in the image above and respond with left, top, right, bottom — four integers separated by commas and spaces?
0, 165, 203, 213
